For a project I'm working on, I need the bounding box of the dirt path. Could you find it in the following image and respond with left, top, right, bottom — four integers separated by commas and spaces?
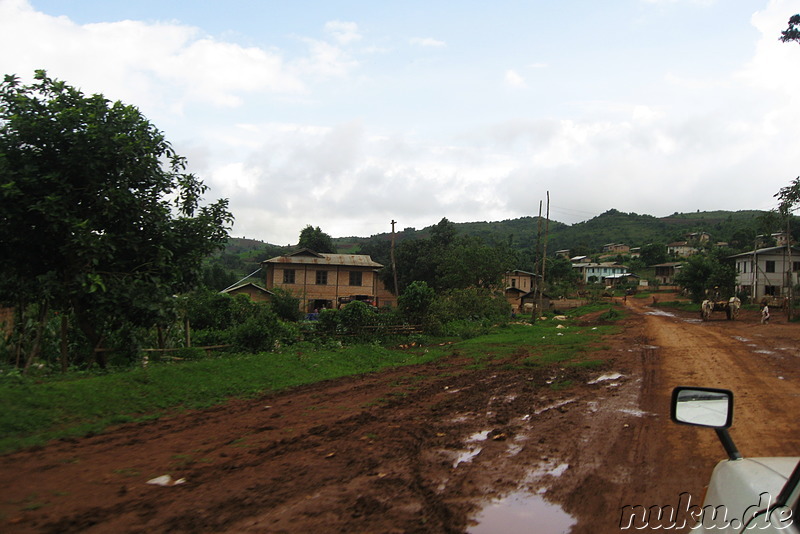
0, 299, 798, 533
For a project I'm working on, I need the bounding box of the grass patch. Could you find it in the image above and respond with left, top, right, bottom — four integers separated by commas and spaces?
0, 308, 618, 454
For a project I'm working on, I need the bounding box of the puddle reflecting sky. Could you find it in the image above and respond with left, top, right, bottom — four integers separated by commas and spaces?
468, 491, 575, 534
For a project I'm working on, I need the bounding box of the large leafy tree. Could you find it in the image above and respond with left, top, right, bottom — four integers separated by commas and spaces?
297, 225, 336, 253
0, 71, 233, 366
674, 252, 736, 303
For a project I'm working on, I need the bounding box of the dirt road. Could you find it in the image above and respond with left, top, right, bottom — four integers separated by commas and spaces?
0, 298, 798, 533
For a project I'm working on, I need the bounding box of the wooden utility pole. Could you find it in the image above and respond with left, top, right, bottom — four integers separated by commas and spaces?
532, 201, 543, 322
787, 216, 793, 321
391, 220, 399, 297
538, 192, 550, 318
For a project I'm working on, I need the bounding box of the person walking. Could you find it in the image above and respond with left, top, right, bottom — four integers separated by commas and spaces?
761, 303, 770, 325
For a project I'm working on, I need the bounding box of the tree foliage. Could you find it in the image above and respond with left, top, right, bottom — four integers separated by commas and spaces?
298, 225, 336, 253
0, 71, 233, 366
388, 218, 517, 293
674, 251, 737, 303
780, 14, 800, 44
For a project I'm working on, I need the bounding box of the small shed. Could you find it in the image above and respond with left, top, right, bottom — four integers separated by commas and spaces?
221, 282, 273, 303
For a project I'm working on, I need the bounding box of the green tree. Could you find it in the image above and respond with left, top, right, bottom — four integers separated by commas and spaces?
780, 14, 800, 44
674, 252, 736, 303
0, 71, 233, 367
640, 243, 668, 266
298, 225, 336, 253
437, 236, 516, 290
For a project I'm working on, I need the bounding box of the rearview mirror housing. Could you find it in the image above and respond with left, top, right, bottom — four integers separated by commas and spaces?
671, 386, 733, 429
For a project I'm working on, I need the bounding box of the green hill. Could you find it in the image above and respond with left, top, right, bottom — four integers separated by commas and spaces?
214, 208, 793, 283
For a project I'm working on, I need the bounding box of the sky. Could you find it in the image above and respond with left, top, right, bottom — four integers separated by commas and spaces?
2, 0, 800, 245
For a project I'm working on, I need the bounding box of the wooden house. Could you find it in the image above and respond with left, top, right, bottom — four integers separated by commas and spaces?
261, 249, 396, 312
502, 270, 539, 313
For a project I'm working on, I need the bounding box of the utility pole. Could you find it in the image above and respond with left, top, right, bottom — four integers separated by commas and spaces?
538, 192, 550, 319
786, 216, 793, 321
532, 201, 543, 322
391, 220, 399, 298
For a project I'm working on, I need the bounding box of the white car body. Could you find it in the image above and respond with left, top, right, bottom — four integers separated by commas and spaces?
671, 387, 799, 533
697, 457, 799, 532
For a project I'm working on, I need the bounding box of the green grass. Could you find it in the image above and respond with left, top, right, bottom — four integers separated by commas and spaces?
0, 311, 618, 454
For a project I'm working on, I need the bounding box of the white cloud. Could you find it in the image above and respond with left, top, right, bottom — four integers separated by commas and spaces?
0, 0, 305, 113
504, 69, 527, 88
324, 20, 362, 44
4, 0, 800, 244
410, 37, 446, 47
296, 38, 359, 79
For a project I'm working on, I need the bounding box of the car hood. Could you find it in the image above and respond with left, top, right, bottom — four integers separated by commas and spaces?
699, 457, 799, 532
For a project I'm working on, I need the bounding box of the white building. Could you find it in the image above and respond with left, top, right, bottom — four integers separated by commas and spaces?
729, 246, 800, 301
572, 262, 629, 284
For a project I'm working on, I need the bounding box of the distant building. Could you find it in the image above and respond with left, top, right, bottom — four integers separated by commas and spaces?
503, 270, 539, 313
667, 241, 699, 258
729, 246, 800, 301
652, 262, 683, 285
572, 262, 629, 284
602, 243, 630, 254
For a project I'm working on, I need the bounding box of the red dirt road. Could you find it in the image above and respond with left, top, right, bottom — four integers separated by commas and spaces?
0, 298, 798, 533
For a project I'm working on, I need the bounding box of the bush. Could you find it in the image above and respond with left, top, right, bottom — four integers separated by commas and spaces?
185, 289, 235, 330
338, 301, 376, 332
398, 281, 435, 324
428, 288, 510, 324
269, 288, 302, 322
232, 316, 277, 353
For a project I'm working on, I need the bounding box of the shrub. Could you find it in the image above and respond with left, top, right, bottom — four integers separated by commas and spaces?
269, 288, 302, 322
338, 301, 376, 333
398, 281, 435, 324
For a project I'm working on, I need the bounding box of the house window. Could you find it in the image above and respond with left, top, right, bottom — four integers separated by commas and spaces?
765, 261, 776, 273
316, 270, 328, 285
283, 269, 295, 284
511, 278, 516, 288
793, 262, 800, 272
349, 271, 362, 286
765, 285, 779, 296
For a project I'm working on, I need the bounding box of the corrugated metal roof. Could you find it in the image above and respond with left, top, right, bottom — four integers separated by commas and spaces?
262, 253, 383, 268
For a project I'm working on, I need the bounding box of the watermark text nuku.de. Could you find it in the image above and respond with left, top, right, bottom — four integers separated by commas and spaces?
619, 492, 794, 530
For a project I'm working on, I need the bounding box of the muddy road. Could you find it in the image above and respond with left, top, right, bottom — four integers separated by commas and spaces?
1, 298, 798, 533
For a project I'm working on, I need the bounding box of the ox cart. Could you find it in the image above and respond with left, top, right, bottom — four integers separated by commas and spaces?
700, 297, 741, 321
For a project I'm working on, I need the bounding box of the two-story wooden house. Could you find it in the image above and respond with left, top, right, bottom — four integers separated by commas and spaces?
261, 249, 396, 312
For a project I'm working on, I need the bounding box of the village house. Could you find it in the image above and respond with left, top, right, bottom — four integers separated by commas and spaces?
602, 243, 630, 254
261, 249, 396, 312
652, 262, 683, 285
667, 241, 699, 258
572, 262, 629, 284
729, 246, 800, 302
502, 270, 539, 313
668, 232, 713, 258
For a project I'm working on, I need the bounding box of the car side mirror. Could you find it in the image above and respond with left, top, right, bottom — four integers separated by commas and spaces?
671, 386, 733, 429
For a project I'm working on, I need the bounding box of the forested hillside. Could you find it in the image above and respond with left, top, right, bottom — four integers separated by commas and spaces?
206, 209, 796, 289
